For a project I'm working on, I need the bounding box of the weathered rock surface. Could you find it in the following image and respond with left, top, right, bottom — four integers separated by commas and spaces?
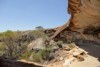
48, 0, 100, 41
46, 44, 88, 67
27, 38, 46, 51
68, 0, 100, 32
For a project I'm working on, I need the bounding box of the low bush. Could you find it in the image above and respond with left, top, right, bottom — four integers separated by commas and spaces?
20, 45, 52, 63
57, 41, 63, 48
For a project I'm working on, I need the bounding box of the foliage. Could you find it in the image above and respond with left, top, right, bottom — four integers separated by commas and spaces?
20, 45, 52, 63
67, 43, 76, 49
0, 28, 49, 61
57, 41, 63, 48
0, 30, 27, 59
35, 26, 44, 30
0, 42, 6, 56
32, 51, 43, 63
31, 30, 47, 39
20, 51, 32, 60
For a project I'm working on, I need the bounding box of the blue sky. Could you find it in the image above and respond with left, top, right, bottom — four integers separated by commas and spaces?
0, 0, 70, 32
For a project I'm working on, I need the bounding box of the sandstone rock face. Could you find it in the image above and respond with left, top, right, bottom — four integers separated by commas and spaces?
48, 0, 100, 42
68, 0, 100, 33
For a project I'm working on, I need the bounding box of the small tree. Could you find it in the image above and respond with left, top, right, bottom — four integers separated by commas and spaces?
1, 30, 26, 59
1, 30, 17, 58
35, 26, 44, 30
32, 26, 48, 39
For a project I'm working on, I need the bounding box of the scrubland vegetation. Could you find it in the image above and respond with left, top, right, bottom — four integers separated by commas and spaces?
0, 26, 63, 64
0, 26, 47, 60
0, 26, 82, 64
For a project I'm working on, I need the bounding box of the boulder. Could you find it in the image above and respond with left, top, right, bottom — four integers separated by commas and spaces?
27, 38, 46, 51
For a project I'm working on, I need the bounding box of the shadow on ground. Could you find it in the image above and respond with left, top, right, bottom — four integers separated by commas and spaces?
77, 40, 100, 61
0, 57, 43, 67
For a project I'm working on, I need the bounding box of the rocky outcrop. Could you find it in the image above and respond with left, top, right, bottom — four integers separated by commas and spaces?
27, 38, 46, 51
68, 0, 100, 32
48, 0, 100, 42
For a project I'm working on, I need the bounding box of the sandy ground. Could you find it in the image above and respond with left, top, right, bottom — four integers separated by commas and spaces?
47, 42, 100, 67
70, 42, 100, 67
70, 55, 100, 67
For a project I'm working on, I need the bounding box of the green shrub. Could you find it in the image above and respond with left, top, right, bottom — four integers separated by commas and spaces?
20, 45, 52, 63
57, 41, 63, 48
67, 43, 76, 49
0, 43, 6, 56
20, 51, 32, 60
32, 51, 43, 63
0, 30, 28, 59
0, 43, 5, 50
31, 29, 48, 40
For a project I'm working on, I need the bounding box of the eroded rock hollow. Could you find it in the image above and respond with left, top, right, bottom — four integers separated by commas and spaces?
48, 0, 100, 44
